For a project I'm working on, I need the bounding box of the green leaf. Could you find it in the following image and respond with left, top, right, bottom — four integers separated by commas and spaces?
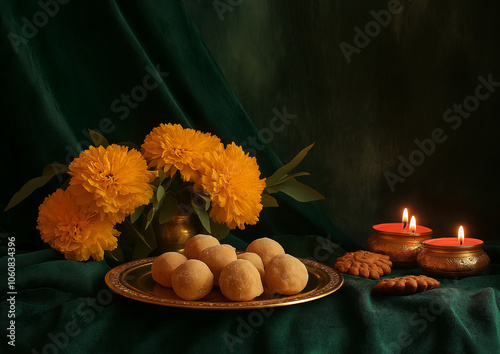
152, 192, 160, 210
208, 221, 230, 240
159, 192, 179, 224
192, 200, 211, 233
192, 191, 211, 205
130, 205, 146, 224
132, 237, 153, 260
105, 250, 118, 262
153, 170, 168, 189
4, 163, 68, 211
265, 186, 279, 194
266, 172, 310, 188
162, 176, 173, 191
105, 246, 124, 262
89, 129, 108, 147
117, 230, 135, 246
142, 219, 157, 251
265, 143, 314, 187
158, 169, 166, 185
125, 219, 151, 248
271, 178, 324, 202
191, 192, 210, 211
156, 185, 165, 204
261, 193, 279, 207
145, 208, 155, 229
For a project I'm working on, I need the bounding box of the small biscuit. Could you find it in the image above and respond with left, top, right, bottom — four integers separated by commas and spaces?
334, 250, 392, 280
374, 275, 440, 295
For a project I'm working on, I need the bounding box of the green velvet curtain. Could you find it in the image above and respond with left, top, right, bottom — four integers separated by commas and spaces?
1, 2, 499, 354
0, 0, 357, 251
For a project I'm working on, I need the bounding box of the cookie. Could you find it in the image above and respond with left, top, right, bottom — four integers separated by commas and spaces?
334, 250, 392, 279
374, 275, 440, 295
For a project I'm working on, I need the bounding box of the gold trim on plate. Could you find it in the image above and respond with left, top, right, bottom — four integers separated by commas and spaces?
105, 256, 343, 309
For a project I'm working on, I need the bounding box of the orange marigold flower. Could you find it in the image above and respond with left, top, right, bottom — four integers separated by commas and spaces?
37, 188, 120, 262
196, 142, 266, 229
141, 123, 222, 182
68, 144, 155, 224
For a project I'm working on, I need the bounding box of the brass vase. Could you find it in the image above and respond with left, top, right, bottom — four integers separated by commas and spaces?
154, 212, 199, 254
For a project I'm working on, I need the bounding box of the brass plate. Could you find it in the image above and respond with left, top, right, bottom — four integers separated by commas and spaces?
105, 256, 343, 309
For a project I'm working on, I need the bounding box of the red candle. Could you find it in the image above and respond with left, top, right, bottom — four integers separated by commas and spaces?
424, 238, 483, 247
417, 225, 489, 278
368, 210, 433, 267
373, 209, 432, 235
373, 223, 432, 235
423, 226, 483, 247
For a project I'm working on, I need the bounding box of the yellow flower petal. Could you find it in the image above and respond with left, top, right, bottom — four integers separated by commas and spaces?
141, 123, 222, 183
37, 188, 120, 261
68, 144, 155, 224
196, 143, 266, 230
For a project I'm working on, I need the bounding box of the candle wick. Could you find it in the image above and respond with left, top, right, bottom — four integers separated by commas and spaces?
403, 222, 407, 230
460, 239, 463, 245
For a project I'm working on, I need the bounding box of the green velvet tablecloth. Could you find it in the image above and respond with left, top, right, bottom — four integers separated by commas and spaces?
1, 235, 499, 354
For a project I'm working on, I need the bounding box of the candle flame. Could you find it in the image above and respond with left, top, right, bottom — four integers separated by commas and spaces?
458, 226, 464, 245
409, 216, 416, 233
402, 208, 408, 225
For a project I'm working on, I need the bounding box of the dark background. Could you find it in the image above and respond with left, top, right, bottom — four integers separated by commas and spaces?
1, 0, 499, 250
183, 0, 500, 246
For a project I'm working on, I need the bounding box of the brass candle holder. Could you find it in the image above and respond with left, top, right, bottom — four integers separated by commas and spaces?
417, 239, 490, 278
367, 224, 433, 268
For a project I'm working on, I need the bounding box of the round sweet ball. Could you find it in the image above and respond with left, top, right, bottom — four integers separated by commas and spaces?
219, 260, 264, 301
199, 244, 238, 285
265, 254, 308, 295
246, 237, 285, 267
237, 252, 265, 281
171, 259, 214, 300
184, 234, 220, 260
151, 252, 188, 288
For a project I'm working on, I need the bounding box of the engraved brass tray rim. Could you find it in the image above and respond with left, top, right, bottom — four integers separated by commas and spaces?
105, 256, 343, 310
